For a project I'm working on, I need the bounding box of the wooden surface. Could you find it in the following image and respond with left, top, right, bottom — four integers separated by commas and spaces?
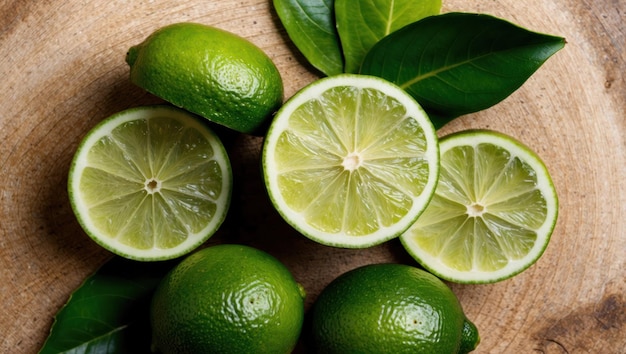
1, 1, 624, 353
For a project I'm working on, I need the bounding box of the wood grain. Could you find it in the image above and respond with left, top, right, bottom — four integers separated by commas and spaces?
1, 0, 624, 353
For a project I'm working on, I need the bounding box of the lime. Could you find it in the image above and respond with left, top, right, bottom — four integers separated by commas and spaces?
150, 244, 306, 354
126, 22, 283, 134
401, 130, 559, 283
262, 74, 439, 248
67, 105, 232, 261
310, 263, 479, 353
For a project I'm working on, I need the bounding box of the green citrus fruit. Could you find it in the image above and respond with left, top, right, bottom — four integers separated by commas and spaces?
262, 74, 439, 248
126, 22, 283, 134
310, 263, 479, 353
67, 105, 232, 261
401, 130, 558, 283
150, 244, 306, 354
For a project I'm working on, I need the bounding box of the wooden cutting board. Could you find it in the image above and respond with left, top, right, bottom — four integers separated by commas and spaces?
1, 0, 624, 353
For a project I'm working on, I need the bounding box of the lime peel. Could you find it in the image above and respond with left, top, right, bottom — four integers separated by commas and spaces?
310, 263, 479, 353
126, 22, 283, 135
150, 244, 305, 353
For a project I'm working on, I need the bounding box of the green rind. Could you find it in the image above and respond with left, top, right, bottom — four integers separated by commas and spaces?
151, 244, 305, 353
126, 22, 283, 135
311, 264, 472, 353
459, 319, 481, 354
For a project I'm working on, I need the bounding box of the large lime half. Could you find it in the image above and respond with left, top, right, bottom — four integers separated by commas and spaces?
68, 105, 232, 261
126, 22, 283, 135
262, 75, 439, 248
401, 130, 558, 283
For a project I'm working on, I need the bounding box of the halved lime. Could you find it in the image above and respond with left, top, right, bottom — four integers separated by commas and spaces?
126, 22, 283, 135
262, 74, 439, 248
68, 105, 232, 261
401, 130, 558, 283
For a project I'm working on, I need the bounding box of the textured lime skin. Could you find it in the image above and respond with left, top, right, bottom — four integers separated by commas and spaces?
150, 244, 305, 354
311, 263, 479, 353
126, 22, 283, 134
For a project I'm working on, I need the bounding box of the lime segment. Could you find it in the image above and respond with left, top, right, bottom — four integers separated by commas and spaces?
68, 105, 232, 261
263, 75, 439, 248
401, 130, 558, 283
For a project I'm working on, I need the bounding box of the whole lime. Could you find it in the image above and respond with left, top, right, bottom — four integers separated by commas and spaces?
126, 22, 283, 134
150, 244, 305, 354
261, 74, 439, 249
310, 263, 479, 353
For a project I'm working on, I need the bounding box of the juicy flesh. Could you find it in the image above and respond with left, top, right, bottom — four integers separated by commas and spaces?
79, 117, 223, 250
411, 143, 548, 272
274, 86, 431, 236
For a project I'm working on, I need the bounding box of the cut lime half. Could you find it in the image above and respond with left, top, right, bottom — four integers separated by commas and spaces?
262, 75, 439, 248
401, 130, 558, 283
68, 105, 232, 261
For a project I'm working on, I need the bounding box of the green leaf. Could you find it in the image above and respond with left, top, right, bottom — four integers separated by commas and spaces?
273, 0, 344, 76
360, 12, 566, 129
39, 257, 176, 354
336, 0, 441, 73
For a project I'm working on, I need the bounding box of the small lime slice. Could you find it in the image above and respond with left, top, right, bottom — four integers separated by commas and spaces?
401, 130, 558, 283
68, 105, 232, 261
262, 74, 439, 248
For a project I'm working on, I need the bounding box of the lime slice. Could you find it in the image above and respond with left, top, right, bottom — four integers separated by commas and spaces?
68, 105, 232, 261
262, 75, 439, 248
401, 130, 558, 283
